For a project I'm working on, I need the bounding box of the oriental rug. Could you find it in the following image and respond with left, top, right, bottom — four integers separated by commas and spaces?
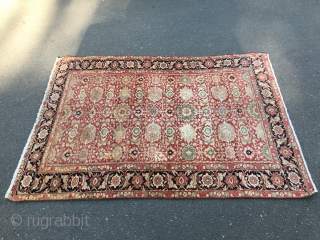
6, 53, 317, 201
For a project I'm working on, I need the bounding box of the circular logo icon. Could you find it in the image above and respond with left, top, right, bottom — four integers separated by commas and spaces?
11, 214, 22, 226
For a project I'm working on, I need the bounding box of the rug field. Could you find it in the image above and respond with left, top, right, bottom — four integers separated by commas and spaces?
6, 53, 317, 201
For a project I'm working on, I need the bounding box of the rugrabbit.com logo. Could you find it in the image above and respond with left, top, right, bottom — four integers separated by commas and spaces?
10, 214, 89, 229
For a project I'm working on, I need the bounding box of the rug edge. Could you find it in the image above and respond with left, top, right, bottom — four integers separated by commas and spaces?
267, 54, 318, 194
6, 190, 316, 202
5, 57, 63, 200
56, 52, 268, 61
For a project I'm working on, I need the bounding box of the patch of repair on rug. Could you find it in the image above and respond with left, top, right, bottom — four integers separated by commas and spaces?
6, 53, 317, 201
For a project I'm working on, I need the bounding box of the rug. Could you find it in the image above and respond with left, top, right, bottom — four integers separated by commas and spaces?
6, 53, 317, 201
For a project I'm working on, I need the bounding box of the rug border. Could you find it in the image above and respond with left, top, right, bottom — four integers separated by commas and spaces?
5, 58, 62, 199
266, 54, 317, 193
5, 53, 317, 201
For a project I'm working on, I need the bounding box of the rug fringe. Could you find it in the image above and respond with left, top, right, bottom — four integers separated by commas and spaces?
5, 57, 63, 200
267, 54, 318, 194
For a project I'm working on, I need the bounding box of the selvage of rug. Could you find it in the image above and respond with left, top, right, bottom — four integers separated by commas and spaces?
6, 53, 317, 201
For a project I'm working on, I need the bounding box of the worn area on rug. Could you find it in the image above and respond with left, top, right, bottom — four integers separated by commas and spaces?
6, 53, 317, 201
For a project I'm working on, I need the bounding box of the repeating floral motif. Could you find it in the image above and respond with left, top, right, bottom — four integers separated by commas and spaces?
7, 54, 316, 201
